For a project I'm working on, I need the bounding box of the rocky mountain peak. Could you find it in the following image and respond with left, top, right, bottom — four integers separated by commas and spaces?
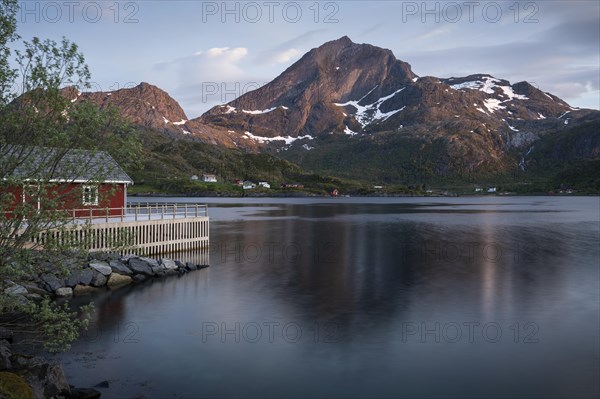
197, 36, 418, 140
67, 82, 192, 134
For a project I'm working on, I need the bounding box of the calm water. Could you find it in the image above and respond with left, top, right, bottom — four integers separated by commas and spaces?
57, 197, 599, 398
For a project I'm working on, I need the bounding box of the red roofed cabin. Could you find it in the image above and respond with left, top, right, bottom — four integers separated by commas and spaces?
2, 146, 133, 219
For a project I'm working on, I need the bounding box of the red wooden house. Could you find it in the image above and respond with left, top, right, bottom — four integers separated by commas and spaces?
2, 146, 133, 219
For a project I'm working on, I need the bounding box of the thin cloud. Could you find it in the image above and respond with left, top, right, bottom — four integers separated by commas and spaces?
271, 48, 301, 64
255, 29, 328, 65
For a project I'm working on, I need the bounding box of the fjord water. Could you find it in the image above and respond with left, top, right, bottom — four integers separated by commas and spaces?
59, 197, 599, 398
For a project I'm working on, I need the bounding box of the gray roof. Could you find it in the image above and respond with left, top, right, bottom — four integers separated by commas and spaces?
1, 145, 133, 184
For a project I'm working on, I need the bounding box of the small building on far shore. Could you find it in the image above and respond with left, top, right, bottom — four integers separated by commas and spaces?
243, 181, 256, 190
202, 174, 217, 183
281, 183, 304, 189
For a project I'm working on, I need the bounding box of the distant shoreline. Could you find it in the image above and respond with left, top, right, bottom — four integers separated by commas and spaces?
129, 193, 598, 199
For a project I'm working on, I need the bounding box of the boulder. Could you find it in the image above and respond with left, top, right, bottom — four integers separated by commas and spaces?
70, 387, 101, 399
109, 260, 133, 275
25, 293, 43, 301
22, 284, 50, 296
128, 258, 154, 276
10, 354, 45, 370
138, 257, 160, 268
107, 274, 132, 287
43, 363, 71, 398
90, 272, 107, 287
66, 268, 94, 287
198, 264, 210, 270
73, 285, 100, 296
55, 287, 73, 297
132, 274, 148, 283
62, 257, 81, 272
0, 327, 13, 343
40, 274, 64, 292
4, 282, 27, 296
185, 262, 198, 271
150, 264, 165, 275
0, 371, 34, 399
22, 362, 71, 399
14, 295, 29, 306
120, 254, 137, 262
89, 261, 112, 276
94, 380, 109, 388
160, 258, 178, 270
0, 339, 12, 370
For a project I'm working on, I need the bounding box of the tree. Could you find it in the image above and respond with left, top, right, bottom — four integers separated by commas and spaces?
0, 0, 141, 352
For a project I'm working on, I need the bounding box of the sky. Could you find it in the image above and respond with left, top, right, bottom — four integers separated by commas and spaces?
15, 0, 600, 118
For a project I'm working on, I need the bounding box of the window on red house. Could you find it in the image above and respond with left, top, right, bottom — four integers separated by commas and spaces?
22, 184, 41, 210
82, 185, 99, 206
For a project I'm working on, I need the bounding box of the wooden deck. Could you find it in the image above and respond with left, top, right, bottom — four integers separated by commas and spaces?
29, 204, 210, 256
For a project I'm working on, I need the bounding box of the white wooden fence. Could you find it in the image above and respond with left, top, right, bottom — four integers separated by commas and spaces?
30, 204, 209, 256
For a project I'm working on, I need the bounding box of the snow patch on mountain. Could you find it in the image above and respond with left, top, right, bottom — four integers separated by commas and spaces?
70, 91, 82, 103
334, 87, 406, 127
243, 107, 276, 115
506, 122, 519, 132
450, 76, 528, 101
484, 98, 506, 113
344, 125, 358, 136
242, 106, 288, 115
244, 131, 313, 144
558, 111, 570, 119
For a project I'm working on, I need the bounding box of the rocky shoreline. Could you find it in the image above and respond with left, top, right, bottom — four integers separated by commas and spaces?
1, 253, 209, 398
6, 253, 209, 302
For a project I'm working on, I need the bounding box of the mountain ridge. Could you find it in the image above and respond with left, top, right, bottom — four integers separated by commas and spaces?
60, 36, 598, 184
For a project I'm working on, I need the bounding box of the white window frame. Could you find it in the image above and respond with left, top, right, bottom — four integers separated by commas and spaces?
82, 185, 99, 206
22, 184, 41, 210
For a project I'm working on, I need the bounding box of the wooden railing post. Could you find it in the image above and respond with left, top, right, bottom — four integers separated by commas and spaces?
135, 207, 139, 221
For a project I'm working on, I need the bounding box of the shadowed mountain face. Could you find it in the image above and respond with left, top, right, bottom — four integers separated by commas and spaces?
61, 36, 599, 180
